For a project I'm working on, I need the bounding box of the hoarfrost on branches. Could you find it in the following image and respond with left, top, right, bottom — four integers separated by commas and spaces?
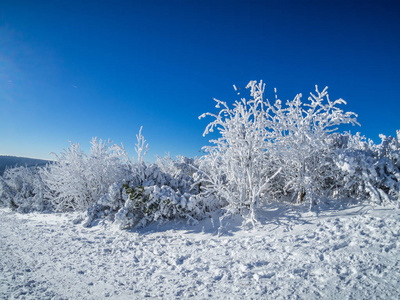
40, 138, 131, 211
265, 83, 360, 204
0, 166, 48, 212
199, 80, 360, 224
1, 80, 399, 229
199, 81, 281, 225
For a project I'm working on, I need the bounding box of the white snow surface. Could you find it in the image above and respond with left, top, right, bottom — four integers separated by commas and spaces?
1, 203, 400, 299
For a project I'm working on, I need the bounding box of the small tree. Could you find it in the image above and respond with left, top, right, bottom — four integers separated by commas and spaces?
41, 138, 131, 211
199, 81, 281, 224
266, 84, 360, 204
199, 81, 360, 223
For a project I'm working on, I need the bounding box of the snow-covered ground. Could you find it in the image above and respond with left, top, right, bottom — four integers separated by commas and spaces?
1, 203, 399, 299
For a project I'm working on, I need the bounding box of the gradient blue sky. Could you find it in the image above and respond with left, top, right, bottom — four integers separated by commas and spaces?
1, 0, 399, 160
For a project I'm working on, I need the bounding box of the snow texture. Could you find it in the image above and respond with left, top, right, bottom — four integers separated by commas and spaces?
1, 203, 399, 299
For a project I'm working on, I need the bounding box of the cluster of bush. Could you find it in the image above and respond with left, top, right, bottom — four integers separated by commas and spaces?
0, 130, 219, 228
1, 81, 399, 227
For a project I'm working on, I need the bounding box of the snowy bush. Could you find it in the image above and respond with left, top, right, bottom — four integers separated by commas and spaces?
267, 84, 359, 205
199, 81, 360, 223
332, 131, 400, 205
374, 131, 400, 202
115, 185, 197, 229
82, 181, 127, 227
198, 81, 281, 223
0, 166, 50, 212
41, 138, 132, 211
112, 155, 215, 229
83, 129, 213, 229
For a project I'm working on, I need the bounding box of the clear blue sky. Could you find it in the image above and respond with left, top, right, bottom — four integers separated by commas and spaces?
1, 0, 399, 160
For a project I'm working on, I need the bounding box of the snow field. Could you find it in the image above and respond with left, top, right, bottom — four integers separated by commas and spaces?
1, 205, 399, 299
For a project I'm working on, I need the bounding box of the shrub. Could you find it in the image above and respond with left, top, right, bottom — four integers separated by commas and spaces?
199, 81, 360, 223
82, 129, 213, 229
40, 138, 131, 211
0, 166, 50, 212
332, 131, 400, 205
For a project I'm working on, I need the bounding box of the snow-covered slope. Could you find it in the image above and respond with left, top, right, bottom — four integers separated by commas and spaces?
1, 203, 399, 299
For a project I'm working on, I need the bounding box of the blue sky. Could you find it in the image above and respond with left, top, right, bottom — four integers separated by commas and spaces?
1, 0, 399, 160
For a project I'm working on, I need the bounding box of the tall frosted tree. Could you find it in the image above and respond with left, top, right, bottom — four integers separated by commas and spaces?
199, 81, 281, 224
199, 81, 359, 223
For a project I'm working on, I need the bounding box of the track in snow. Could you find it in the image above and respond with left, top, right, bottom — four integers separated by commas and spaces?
1, 204, 399, 299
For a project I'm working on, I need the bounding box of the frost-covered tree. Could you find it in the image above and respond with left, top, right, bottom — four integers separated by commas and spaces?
266, 84, 360, 204
41, 138, 131, 211
199, 81, 360, 222
332, 131, 400, 205
0, 166, 49, 212
199, 81, 281, 223
374, 131, 400, 202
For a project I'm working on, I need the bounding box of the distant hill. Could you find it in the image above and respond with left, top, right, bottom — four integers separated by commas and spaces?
0, 155, 51, 176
